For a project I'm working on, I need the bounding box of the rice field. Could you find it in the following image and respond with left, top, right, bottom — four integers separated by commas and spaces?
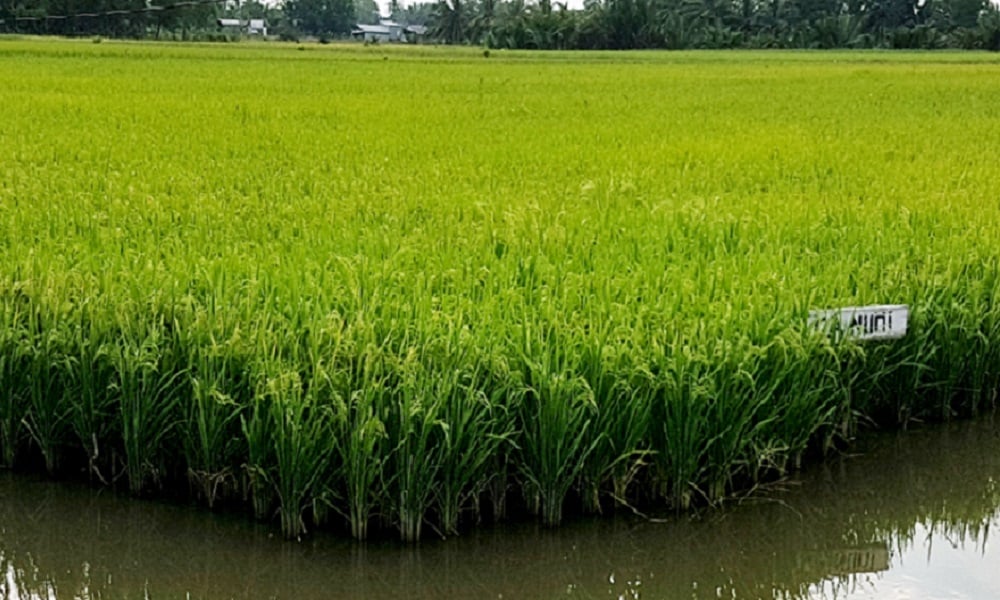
2, 39, 1000, 542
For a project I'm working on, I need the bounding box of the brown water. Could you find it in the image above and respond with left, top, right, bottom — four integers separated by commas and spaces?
2, 417, 999, 600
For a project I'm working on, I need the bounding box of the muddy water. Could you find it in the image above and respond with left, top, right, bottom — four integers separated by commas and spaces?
2, 418, 999, 600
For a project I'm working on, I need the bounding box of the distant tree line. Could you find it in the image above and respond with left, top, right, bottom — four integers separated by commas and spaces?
0, 0, 280, 39
3, 0, 999, 48
428, 0, 1000, 49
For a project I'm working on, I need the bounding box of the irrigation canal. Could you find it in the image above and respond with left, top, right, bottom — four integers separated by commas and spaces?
1, 417, 998, 599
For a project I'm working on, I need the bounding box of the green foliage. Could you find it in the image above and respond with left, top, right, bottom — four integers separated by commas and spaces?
62, 308, 116, 483
183, 338, 248, 508
285, 0, 356, 37
331, 353, 389, 540
516, 325, 603, 526
0, 293, 30, 469
110, 320, 187, 495
2, 42, 1000, 540
415, 0, 1000, 49
261, 368, 336, 539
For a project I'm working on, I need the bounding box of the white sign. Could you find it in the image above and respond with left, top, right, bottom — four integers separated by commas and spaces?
808, 304, 908, 341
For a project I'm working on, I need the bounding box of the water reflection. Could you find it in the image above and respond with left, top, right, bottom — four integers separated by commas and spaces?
1, 418, 998, 599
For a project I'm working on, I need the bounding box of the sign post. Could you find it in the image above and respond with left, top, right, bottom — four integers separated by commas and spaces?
808, 304, 909, 341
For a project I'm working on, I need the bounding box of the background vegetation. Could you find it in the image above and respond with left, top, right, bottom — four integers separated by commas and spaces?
2, 0, 1000, 49
1, 41, 1000, 541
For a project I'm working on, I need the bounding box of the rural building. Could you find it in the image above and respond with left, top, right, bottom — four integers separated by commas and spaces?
216, 18, 267, 36
351, 20, 427, 43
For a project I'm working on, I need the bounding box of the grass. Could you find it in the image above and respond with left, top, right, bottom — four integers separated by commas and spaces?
1, 38, 1000, 541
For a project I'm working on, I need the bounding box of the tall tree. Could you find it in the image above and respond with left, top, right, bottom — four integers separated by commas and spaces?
284, 0, 355, 35
946, 0, 983, 27
433, 0, 466, 42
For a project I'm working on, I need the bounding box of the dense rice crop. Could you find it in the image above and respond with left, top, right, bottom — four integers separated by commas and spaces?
2, 39, 1000, 542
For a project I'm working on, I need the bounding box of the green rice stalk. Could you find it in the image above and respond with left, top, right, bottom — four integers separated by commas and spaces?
384, 350, 447, 543
486, 450, 511, 523
697, 353, 777, 503
262, 369, 336, 539
110, 323, 186, 495
752, 331, 845, 476
0, 304, 29, 469
62, 306, 116, 483
434, 361, 516, 536
184, 342, 246, 508
516, 326, 602, 526
22, 321, 69, 475
577, 335, 652, 514
649, 346, 713, 510
331, 353, 389, 541
336, 387, 387, 541
241, 391, 274, 521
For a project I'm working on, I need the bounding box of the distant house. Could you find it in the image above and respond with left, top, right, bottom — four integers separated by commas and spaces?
247, 19, 267, 36
216, 18, 267, 36
351, 20, 426, 43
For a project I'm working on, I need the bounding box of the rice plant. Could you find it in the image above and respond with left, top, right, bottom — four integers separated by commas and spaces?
515, 323, 603, 526
109, 319, 186, 495
331, 359, 389, 541
576, 332, 653, 513
382, 350, 448, 542
0, 298, 30, 469
22, 315, 69, 475
258, 367, 336, 539
62, 306, 116, 482
241, 387, 275, 521
434, 362, 516, 535
183, 342, 247, 508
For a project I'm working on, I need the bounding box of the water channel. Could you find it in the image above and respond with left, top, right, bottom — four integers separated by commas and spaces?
2, 416, 999, 599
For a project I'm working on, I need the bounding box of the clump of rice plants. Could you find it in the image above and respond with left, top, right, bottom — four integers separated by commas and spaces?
0, 294, 30, 469
62, 305, 117, 483
110, 319, 187, 496
261, 367, 336, 539
183, 341, 247, 508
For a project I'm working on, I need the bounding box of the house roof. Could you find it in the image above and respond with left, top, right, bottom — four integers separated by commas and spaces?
353, 24, 393, 34
351, 22, 426, 36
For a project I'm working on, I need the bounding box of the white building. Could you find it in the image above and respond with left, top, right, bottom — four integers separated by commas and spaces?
216, 18, 267, 36
351, 20, 426, 43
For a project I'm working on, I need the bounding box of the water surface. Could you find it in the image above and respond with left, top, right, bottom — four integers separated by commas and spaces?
2, 418, 999, 599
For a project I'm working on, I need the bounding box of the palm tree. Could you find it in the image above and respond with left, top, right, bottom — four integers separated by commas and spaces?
433, 0, 466, 42
468, 0, 496, 44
